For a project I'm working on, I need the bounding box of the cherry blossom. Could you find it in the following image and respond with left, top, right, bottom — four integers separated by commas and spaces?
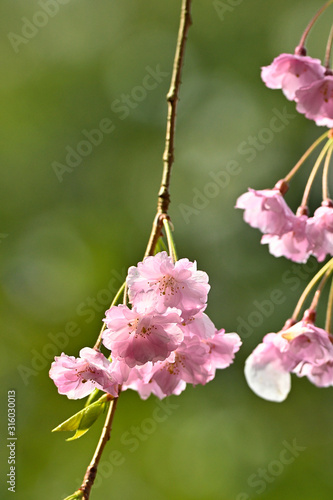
123, 329, 242, 400
121, 362, 167, 400
237, 187, 333, 262
235, 188, 295, 236
180, 311, 216, 339
261, 53, 325, 100
49, 347, 121, 399
154, 343, 210, 396
51, 252, 242, 402
261, 213, 310, 263
298, 361, 333, 387
295, 75, 333, 127
307, 204, 333, 261
244, 320, 333, 402
126, 251, 210, 318
236, 188, 314, 262
204, 330, 242, 372
123, 336, 211, 399
102, 302, 183, 367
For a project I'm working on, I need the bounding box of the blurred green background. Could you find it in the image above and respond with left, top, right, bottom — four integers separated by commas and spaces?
1, 0, 333, 499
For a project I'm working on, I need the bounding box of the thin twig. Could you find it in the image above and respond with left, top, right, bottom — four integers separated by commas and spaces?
145, 0, 192, 257
78, 395, 120, 500
297, 0, 333, 53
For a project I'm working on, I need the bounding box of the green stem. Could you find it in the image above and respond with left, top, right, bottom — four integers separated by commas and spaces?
322, 142, 333, 201
284, 131, 329, 183
308, 268, 332, 312
300, 139, 333, 208
163, 217, 178, 262
325, 277, 333, 332
292, 258, 333, 321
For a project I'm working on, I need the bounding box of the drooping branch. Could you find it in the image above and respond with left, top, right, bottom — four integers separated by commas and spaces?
68, 3, 193, 500
145, 0, 192, 257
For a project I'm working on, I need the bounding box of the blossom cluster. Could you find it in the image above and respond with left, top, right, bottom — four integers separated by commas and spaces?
245, 314, 333, 402
50, 252, 241, 400
261, 52, 333, 127
236, 185, 333, 263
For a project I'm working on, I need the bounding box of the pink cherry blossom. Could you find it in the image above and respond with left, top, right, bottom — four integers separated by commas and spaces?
126, 251, 210, 318
204, 330, 242, 372
236, 187, 314, 262
181, 314, 242, 374
123, 329, 241, 400
261, 214, 310, 263
307, 204, 333, 261
181, 311, 216, 339
282, 321, 333, 367
287, 323, 333, 387
49, 347, 121, 399
102, 302, 183, 367
122, 362, 170, 400
295, 75, 333, 127
123, 337, 211, 399
235, 188, 295, 236
245, 320, 333, 401
261, 53, 325, 100
298, 361, 333, 387
151, 336, 212, 397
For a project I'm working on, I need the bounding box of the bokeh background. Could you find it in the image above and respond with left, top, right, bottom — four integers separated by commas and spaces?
1, 0, 333, 499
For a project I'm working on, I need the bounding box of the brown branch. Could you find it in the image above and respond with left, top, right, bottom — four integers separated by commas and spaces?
145, 0, 192, 257
78, 394, 119, 500
67, 4, 193, 499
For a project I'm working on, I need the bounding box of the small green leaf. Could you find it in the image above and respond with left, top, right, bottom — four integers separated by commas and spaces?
53, 395, 109, 440
155, 237, 168, 254
66, 428, 90, 441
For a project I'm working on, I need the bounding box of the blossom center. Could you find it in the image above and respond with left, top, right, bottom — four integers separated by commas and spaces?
166, 353, 186, 375
128, 317, 156, 338
153, 275, 183, 298
77, 364, 97, 384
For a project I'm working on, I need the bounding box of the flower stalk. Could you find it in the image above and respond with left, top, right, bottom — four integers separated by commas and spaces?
296, 0, 333, 54
325, 277, 333, 332
322, 142, 333, 200
300, 138, 333, 208
284, 130, 329, 183
163, 217, 178, 262
292, 257, 333, 321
